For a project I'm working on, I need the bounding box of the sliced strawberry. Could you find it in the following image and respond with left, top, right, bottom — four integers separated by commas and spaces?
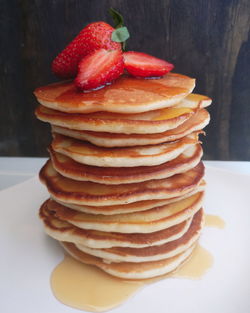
123, 51, 174, 77
74, 49, 124, 91
52, 22, 121, 79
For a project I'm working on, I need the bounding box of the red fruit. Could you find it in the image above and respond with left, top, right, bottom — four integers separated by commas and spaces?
123, 51, 174, 77
52, 22, 121, 79
74, 48, 124, 91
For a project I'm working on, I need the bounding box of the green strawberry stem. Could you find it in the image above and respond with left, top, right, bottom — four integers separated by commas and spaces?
109, 8, 130, 51
109, 8, 124, 28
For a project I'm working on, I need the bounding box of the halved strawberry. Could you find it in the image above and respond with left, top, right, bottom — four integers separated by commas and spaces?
74, 49, 124, 91
123, 51, 174, 77
52, 22, 121, 79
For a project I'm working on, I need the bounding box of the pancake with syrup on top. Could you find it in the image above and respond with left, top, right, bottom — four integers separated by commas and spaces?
34, 14, 213, 282
34, 73, 195, 114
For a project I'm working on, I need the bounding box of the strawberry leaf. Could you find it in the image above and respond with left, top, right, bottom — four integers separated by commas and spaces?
111, 27, 130, 42
111, 27, 130, 50
109, 8, 130, 51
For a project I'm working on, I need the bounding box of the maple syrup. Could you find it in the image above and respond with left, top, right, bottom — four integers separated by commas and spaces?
205, 214, 225, 229
51, 243, 213, 312
34, 75, 188, 113
153, 107, 193, 121
51, 255, 143, 312
171, 244, 213, 279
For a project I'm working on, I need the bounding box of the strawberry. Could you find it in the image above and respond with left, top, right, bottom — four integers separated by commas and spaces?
74, 48, 124, 91
52, 22, 121, 79
123, 51, 174, 77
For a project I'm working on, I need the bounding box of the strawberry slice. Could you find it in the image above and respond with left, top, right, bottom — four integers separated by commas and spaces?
74, 48, 124, 91
52, 22, 121, 79
123, 51, 174, 77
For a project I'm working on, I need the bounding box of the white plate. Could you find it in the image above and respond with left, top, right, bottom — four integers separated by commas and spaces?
1, 166, 250, 313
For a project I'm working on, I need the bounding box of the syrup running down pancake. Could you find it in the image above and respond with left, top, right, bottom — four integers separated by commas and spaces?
32, 15, 215, 310
35, 93, 211, 134
51, 109, 210, 147
36, 105, 193, 134
62, 241, 196, 279
34, 73, 195, 114
34, 70, 211, 285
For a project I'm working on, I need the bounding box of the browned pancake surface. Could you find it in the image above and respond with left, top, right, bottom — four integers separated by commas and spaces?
52, 109, 209, 147
43, 192, 203, 234
36, 105, 194, 134
39, 160, 205, 205
56, 182, 205, 215
50, 132, 199, 169
49, 144, 202, 184
62, 241, 196, 278
46, 192, 203, 226
40, 200, 193, 247
100, 209, 203, 257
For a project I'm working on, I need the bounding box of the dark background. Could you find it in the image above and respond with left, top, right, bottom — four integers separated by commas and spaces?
1, 0, 249, 160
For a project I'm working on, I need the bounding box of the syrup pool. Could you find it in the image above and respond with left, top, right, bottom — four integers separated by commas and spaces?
50, 214, 224, 312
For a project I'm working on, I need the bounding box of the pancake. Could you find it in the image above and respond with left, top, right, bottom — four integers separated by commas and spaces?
36, 106, 193, 134
40, 200, 193, 248
62, 241, 196, 279
34, 73, 195, 114
75, 209, 203, 262
51, 133, 199, 167
56, 181, 206, 215
49, 144, 203, 184
52, 109, 210, 147
40, 160, 205, 206
174, 93, 211, 108
45, 192, 204, 233
35, 93, 211, 134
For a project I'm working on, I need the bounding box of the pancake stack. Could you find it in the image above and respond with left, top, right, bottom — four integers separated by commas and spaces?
34, 73, 211, 279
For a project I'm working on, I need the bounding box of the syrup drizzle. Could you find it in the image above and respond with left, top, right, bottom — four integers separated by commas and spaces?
51, 245, 212, 312
51, 256, 143, 312
171, 244, 213, 279
205, 214, 225, 229
50, 214, 224, 312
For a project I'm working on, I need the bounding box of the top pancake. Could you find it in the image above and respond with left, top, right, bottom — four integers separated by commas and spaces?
34, 73, 195, 114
